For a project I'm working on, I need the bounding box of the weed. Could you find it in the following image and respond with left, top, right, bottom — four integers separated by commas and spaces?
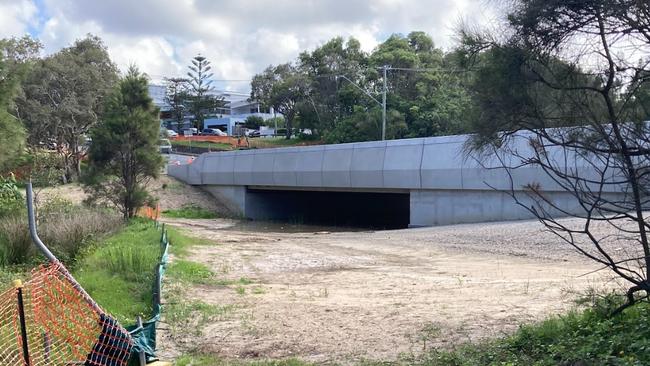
74, 218, 160, 324
236, 286, 246, 295
168, 260, 214, 285
252, 286, 266, 295
163, 205, 218, 219
166, 298, 234, 335
175, 354, 311, 366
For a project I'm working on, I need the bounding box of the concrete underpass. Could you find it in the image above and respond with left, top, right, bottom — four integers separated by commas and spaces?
244, 188, 411, 229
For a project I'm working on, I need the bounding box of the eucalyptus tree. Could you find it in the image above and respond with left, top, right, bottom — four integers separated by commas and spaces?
16, 35, 118, 181
251, 63, 310, 139
0, 36, 40, 172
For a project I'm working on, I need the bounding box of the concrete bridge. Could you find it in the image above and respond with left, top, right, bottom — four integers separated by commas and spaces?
168, 134, 618, 228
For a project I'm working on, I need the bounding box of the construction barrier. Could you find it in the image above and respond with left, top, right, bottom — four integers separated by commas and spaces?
0, 262, 133, 366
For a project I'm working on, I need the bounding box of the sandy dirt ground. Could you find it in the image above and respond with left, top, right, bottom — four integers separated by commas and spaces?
158, 217, 614, 364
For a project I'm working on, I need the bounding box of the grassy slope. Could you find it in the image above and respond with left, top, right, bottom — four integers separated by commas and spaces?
74, 218, 161, 325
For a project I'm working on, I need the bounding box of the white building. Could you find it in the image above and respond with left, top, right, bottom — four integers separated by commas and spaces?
148, 84, 277, 134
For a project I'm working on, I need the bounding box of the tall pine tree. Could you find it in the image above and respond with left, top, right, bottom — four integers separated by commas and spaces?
85, 66, 163, 218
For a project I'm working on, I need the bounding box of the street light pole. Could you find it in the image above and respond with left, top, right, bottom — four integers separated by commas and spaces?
381, 65, 388, 141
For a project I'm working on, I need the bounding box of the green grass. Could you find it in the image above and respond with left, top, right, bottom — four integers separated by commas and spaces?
165, 226, 218, 257
74, 218, 162, 324
174, 354, 311, 366
168, 259, 213, 284
171, 140, 233, 150
248, 137, 320, 149
166, 300, 234, 326
385, 299, 650, 366
163, 205, 218, 219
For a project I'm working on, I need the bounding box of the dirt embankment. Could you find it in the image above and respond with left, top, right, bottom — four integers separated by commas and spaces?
158, 217, 613, 364
36, 175, 226, 214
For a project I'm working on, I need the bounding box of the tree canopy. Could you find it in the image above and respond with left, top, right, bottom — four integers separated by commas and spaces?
251, 32, 472, 142
15, 35, 118, 181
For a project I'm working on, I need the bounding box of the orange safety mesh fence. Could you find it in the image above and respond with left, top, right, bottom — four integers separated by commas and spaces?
0, 262, 133, 366
137, 204, 161, 220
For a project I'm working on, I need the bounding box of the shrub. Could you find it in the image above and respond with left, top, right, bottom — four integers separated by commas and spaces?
0, 175, 23, 218
0, 200, 122, 266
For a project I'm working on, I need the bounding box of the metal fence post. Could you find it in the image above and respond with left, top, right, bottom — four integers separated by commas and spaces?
14, 280, 31, 366
136, 316, 146, 366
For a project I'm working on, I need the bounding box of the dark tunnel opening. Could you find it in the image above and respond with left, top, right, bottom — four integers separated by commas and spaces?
245, 189, 410, 230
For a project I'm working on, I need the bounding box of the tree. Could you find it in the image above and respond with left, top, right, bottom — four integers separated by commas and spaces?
16, 35, 118, 181
0, 36, 40, 173
462, 0, 650, 313
251, 63, 310, 139
84, 66, 163, 219
164, 77, 190, 130
186, 55, 223, 130
243, 115, 264, 130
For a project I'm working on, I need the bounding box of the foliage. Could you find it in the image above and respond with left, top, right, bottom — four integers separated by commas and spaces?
395, 299, 650, 366
74, 218, 159, 324
251, 33, 473, 143
164, 77, 190, 129
174, 355, 310, 366
162, 205, 218, 219
460, 0, 650, 311
0, 175, 22, 218
0, 36, 39, 173
85, 66, 164, 219
15, 35, 118, 181
243, 115, 264, 130
251, 63, 310, 139
186, 55, 224, 129
0, 199, 122, 267
167, 259, 214, 284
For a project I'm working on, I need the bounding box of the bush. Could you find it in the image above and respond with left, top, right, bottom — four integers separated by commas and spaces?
162, 205, 218, 219
0, 175, 23, 218
0, 199, 122, 266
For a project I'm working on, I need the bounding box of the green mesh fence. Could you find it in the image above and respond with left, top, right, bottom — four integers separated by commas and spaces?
126, 221, 170, 364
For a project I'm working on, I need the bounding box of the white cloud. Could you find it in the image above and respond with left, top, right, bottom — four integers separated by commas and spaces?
7, 0, 495, 92
0, 0, 37, 38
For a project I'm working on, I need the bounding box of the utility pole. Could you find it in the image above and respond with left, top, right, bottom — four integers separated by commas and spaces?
381, 65, 388, 141
334, 73, 387, 140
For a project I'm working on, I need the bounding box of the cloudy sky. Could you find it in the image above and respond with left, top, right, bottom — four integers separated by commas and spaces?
0, 0, 496, 92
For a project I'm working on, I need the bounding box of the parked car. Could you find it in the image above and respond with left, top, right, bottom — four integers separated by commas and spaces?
202, 128, 227, 136
159, 138, 172, 154
246, 130, 261, 138
182, 128, 198, 136
166, 129, 178, 137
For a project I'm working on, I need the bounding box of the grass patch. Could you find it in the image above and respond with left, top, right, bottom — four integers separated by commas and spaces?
165, 226, 218, 257
163, 205, 218, 219
74, 218, 161, 324
168, 259, 213, 284
175, 354, 311, 366
171, 140, 233, 150
213, 277, 253, 286
391, 298, 650, 366
248, 137, 321, 149
166, 298, 234, 336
